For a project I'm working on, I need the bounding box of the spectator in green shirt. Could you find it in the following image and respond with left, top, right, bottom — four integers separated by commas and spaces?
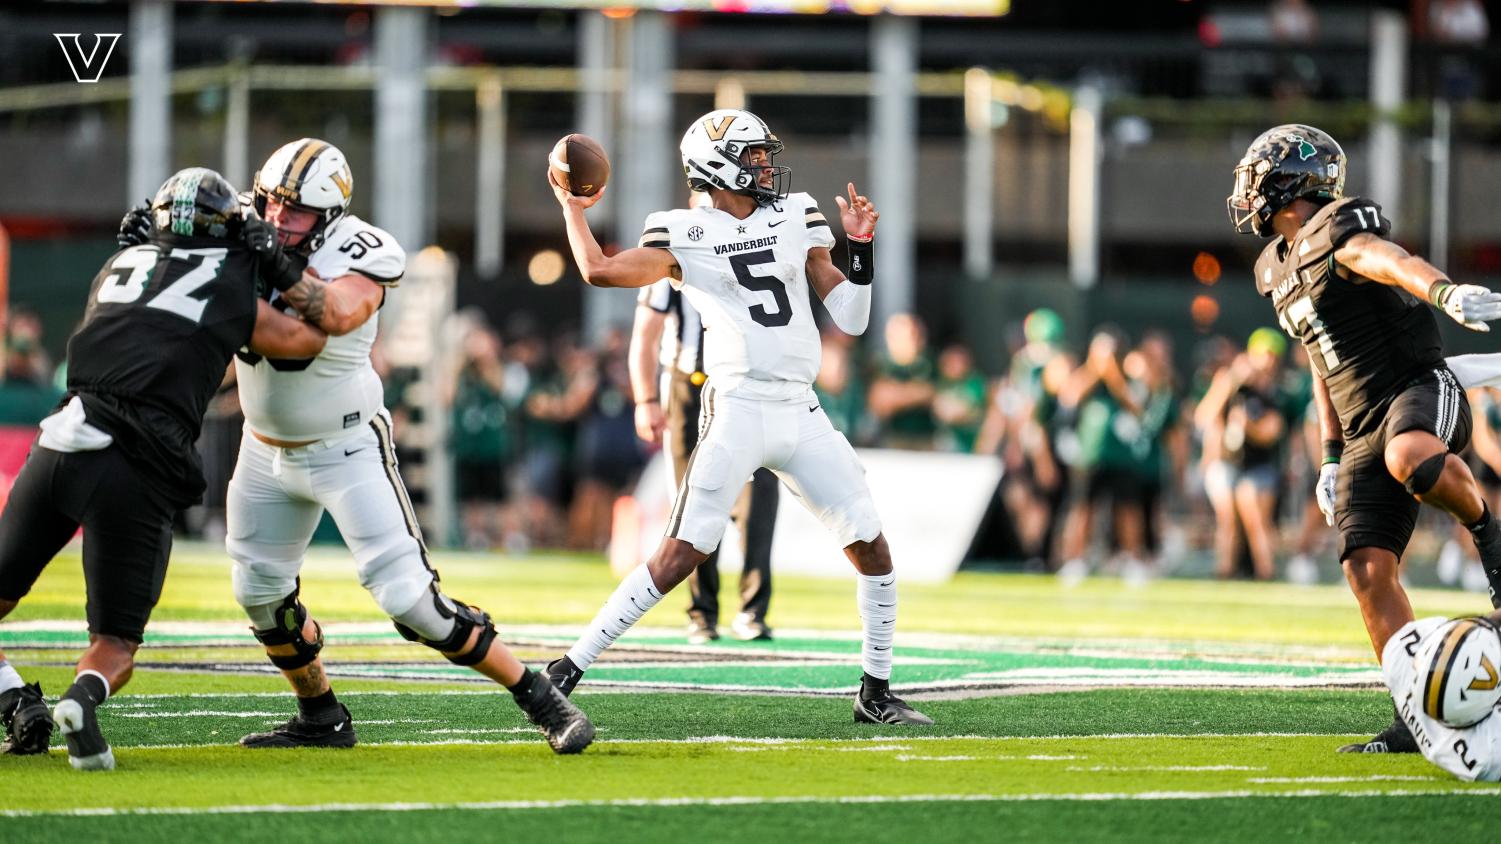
448, 325, 514, 550
934, 344, 987, 453
0, 328, 62, 427
868, 313, 937, 450
815, 335, 869, 443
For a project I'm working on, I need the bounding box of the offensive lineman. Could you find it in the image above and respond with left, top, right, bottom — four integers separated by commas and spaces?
1228, 124, 1501, 754
1381, 614, 1501, 781
546, 109, 932, 725
119, 140, 592, 754
0, 169, 328, 769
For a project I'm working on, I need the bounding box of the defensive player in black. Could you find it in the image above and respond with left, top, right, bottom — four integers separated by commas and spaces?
1229, 125, 1501, 754
0, 168, 327, 770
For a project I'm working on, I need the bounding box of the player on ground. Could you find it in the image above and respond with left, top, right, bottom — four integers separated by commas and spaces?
545, 109, 932, 725
119, 139, 592, 754
1228, 124, 1501, 753
1380, 614, 1501, 781
0, 168, 328, 769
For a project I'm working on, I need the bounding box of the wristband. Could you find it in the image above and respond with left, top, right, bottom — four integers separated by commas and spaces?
847, 236, 874, 286
1322, 439, 1344, 465
1430, 281, 1455, 307
635, 395, 658, 404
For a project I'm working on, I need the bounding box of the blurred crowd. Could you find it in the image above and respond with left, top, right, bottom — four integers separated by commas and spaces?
0, 299, 1496, 591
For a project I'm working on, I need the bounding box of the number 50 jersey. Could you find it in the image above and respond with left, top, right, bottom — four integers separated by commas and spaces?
641, 192, 836, 402
1254, 196, 1443, 439
236, 213, 405, 442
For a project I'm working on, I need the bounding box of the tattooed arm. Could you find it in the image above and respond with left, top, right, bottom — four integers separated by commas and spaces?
279, 271, 383, 337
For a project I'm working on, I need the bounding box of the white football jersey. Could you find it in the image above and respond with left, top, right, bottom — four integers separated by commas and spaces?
1384, 617, 1501, 781
640, 191, 835, 401
237, 213, 405, 442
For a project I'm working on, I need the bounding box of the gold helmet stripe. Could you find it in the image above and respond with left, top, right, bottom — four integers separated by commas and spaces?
277, 139, 330, 201
1426, 619, 1479, 721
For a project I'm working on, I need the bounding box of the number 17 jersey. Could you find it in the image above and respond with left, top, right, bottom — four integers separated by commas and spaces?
640, 191, 836, 401
1254, 196, 1443, 439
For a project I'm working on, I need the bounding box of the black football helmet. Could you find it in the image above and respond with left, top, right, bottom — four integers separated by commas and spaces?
151, 167, 243, 241
1227, 124, 1346, 237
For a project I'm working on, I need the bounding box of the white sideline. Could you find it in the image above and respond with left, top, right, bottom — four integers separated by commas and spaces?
5, 788, 1501, 819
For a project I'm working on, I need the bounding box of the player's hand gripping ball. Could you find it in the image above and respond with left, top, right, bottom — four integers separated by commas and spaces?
549, 134, 611, 198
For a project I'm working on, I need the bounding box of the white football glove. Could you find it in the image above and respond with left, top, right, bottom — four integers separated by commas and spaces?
1435, 283, 1501, 332
1315, 462, 1339, 527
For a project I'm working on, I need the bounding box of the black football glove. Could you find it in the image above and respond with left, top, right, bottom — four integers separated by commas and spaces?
243, 217, 308, 292
116, 202, 152, 248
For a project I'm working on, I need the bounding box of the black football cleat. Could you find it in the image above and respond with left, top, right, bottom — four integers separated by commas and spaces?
1, 682, 54, 756
53, 689, 112, 770
514, 674, 594, 755
240, 703, 357, 749
545, 656, 584, 697
854, 681, 934, 726
1337, 716, 1419, 754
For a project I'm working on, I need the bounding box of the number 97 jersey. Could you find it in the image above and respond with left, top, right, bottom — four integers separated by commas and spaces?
640, 191, 835, 402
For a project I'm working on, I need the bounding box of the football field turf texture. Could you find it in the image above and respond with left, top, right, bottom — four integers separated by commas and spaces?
2, 543, 1498, 842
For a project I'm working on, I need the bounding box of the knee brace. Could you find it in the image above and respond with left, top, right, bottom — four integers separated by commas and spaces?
392, 584, 498, 667
1404, 452, 1448, 496
246, 586, 324, 671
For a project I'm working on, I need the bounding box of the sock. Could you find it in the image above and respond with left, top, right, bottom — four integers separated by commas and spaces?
566, 565, 664, 671
0, 660, 23, 694
69, 670, 108, 706
857, 572, 897, 682
859, 673, 890, 701
506, 669, 538, 698
295, 689, 342, 723
1467, 504, 1501, 608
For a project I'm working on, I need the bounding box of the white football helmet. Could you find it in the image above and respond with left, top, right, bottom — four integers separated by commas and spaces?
253, 138, 354, 254
680, 109, 789, 205
1412, 616, 1501, 728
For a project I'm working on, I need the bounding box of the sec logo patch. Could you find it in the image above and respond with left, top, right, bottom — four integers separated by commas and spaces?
688, 226, 704, 242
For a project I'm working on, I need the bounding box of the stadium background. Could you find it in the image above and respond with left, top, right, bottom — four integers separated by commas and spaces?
9, 2, 1501, 838
0, 0, 1496, 576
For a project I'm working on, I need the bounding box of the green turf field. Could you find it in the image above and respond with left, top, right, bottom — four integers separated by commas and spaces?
2, 542, 1497, 842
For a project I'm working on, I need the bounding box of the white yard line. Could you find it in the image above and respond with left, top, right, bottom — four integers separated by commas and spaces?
98, 732, 1338, 750
5, 788, 1501, 819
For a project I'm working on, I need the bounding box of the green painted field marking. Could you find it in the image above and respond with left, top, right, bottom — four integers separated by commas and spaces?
4, 620, 1383, 694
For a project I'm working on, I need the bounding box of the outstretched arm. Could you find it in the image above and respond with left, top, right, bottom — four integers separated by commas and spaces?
1336, 233, 1501, 331
551, 175, 679, 289
1334, 233, 1448, 301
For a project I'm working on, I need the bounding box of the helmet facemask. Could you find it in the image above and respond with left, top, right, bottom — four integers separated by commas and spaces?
725, 140, 791, 206
252, 182, 344, 255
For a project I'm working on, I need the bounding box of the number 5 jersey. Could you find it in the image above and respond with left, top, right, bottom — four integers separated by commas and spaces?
1254, 196, 1444, 439
235, 213, 405, 442
640, 192, 836, 402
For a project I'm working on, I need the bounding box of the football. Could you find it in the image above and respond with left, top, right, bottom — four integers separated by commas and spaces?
549, 133, 610, 197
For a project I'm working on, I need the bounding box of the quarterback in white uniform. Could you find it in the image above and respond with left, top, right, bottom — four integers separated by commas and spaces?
546, 109, 931, 725
1382, 614, 1501, 780
222, 138, 591, 754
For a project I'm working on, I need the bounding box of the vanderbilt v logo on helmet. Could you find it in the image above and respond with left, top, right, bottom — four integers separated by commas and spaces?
1227, 123, 1345, 237
1414, 617, 1501, 728
702, 115, 735, 142
680, 108, 791, 206
253, 138, 354, 254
